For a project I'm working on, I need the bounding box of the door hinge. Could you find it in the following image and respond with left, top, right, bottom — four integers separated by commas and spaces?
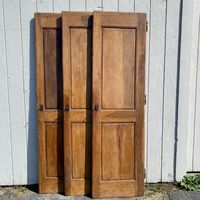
144, 94, 147, 105
146, 21, 148, 32
144, 168, 146, 179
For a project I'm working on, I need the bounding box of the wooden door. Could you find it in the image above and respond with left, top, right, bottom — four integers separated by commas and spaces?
35, 13, 64, 193
92, 12, 146, 198
62, 12, 92, 196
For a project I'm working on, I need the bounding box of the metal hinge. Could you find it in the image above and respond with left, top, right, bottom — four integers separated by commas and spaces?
144, 94, 147, 105
146, 21, 148, 32
144, 168, 146, 179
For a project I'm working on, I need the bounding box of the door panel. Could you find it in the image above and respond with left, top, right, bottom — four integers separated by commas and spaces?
72, 123, 92, 179
92, 12, 146, 198
102, 123, 135, 180
71, 28, 92, 109
43, 29, 63, 109
102, 28, 135, 109
46, 123, 63, 177
62, 12, 92, 196
35, 13, 64, 193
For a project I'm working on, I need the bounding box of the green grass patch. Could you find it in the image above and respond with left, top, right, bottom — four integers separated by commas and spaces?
180, 174, 200, 191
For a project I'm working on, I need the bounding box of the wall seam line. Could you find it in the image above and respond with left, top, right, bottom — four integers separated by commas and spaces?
19, 0, 28, 148
173, 0, 184, 181
160, 0, 168, 182
146, 0, 152, 182
192, 14, 200, 170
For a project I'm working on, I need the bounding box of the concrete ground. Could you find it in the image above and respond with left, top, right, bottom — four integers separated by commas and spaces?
0, 184, 200, 200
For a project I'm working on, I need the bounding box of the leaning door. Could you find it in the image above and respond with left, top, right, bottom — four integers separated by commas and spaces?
35, 13, 64, 193
92, 12, 146, 198
62, 12, 92, 196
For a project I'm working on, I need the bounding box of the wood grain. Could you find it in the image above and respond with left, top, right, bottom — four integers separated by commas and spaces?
43, 28, 63, 109
71, 28, 92, 109
35, 13, 64, 193
46, 123, 63, 177
102, 123, 135, 180
102, 28, 135, 109
92, 11, 146, 198
62, 12, 92, 196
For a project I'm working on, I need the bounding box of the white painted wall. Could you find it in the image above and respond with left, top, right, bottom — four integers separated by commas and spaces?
176, 0, 195, 181
187, 0, 200, 172
0, 0, 195, 185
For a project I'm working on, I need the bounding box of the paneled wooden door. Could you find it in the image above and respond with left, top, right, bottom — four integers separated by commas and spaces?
92, 12, 146, 198
62, 12, 92, 196
35, 13, 64, 193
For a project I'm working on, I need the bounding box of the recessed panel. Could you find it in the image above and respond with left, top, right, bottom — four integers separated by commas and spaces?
45, 122, 64, 177
102, 28, 135, 110
101, 123, 135, 180
71, 28, 92, 109
44, 29, 63, 109
72, 123, 92, 179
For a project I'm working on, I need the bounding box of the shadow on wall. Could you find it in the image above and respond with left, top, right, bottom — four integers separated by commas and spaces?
27, 18, 38, 184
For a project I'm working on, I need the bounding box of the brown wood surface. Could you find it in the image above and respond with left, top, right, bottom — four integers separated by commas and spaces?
92, 11, 146, 198
43, 28, 63, 109
62, 12, 92, 196
35, 13, 64, 193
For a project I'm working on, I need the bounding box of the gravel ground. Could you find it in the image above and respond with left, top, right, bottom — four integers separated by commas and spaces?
0, 184, 199, 200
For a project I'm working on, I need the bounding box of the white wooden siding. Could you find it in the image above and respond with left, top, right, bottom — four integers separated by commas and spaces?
176, 0, 194, 181
187, 0, 200, 172
0, 0, 194, 185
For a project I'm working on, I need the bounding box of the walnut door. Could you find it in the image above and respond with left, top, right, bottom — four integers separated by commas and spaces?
62, 12, 92, 196
35, 13, 64, 193
92, 12, 146, 198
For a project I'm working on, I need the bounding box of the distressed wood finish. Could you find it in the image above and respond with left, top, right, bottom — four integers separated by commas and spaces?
62, 12, 92, 196
35, 13, 64, 193
92, 12, 146, 198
